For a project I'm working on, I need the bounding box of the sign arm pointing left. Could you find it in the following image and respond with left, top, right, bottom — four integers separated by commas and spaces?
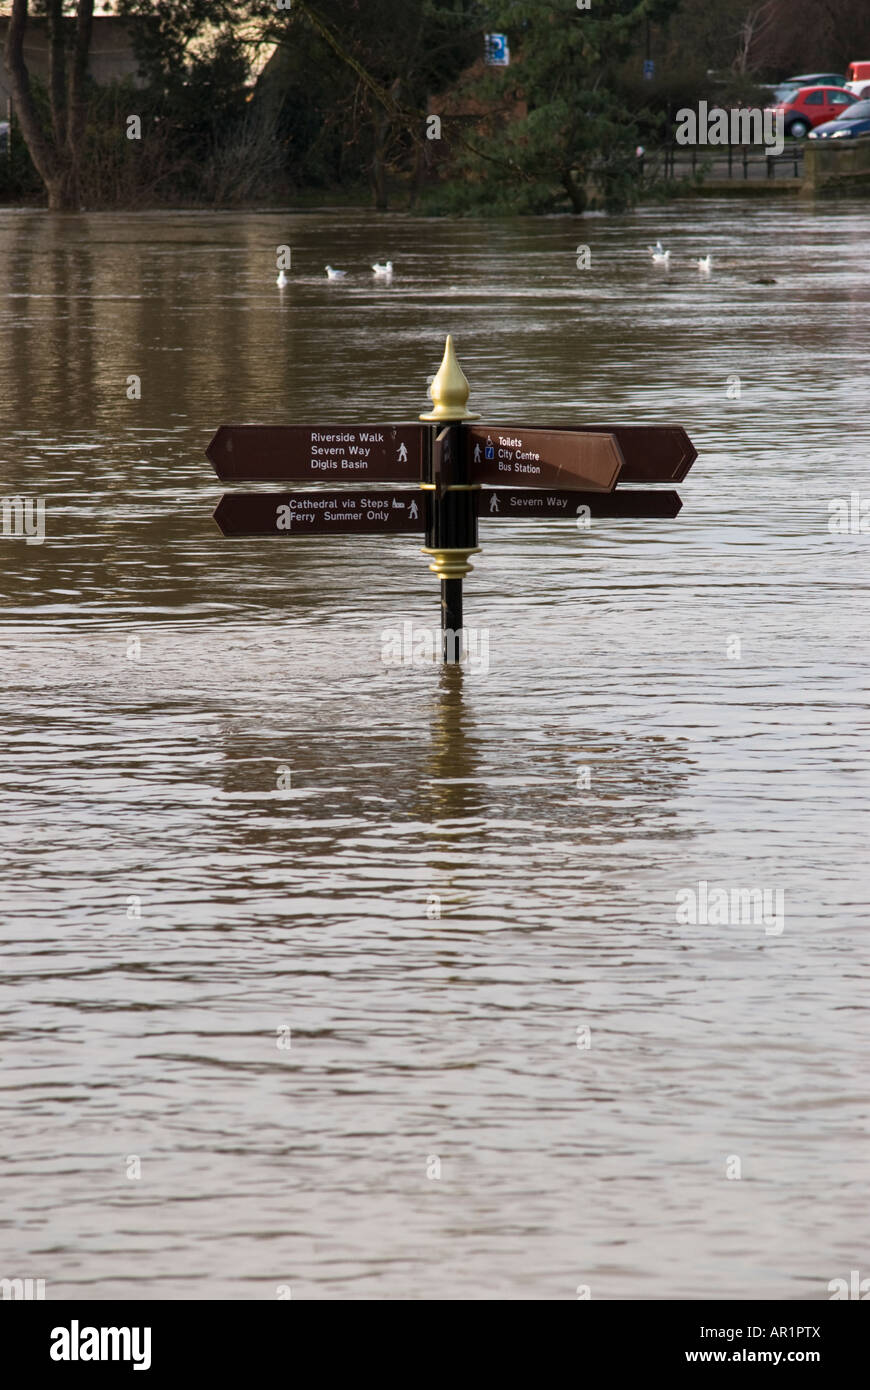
213, 491, 428, 537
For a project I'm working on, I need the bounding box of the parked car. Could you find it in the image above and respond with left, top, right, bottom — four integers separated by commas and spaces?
772, 72, 847, 104
807, 98, 870, 139
772, 86, 857, 137
844, 61, 870, 98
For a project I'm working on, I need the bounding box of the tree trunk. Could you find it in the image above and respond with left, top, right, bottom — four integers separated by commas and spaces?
66, 0, 94, 203
408, 95, 434, 210
408, 138, 425, 210
45, 174, 71, 211
47, 0, 67, 149
4, 0, 63, 197
369, 78, 402, 211
366, 116, 389, 209
562, 168, 587, 214
370, 146, 388, 210
3, 0, 93, 211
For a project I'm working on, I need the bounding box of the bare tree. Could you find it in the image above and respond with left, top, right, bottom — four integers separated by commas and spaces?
4, 0, 95, 209
744, 0, 870, 73
733, 2, 777, 75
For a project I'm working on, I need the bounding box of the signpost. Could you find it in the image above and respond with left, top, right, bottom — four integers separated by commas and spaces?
484, 33, 510, 66
465, 427, 623, 490
208, 336, 698, 664
524, 424, 696, 483
214, 491, 425, 536
207, 424, 424, 483
479, 489, 683, 519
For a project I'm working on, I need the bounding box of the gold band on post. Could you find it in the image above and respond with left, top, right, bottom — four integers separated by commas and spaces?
420, 547, 481, 579
419, 482, 480, 492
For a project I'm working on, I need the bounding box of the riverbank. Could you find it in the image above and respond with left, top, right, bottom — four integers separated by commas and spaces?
4, 134, 870, 214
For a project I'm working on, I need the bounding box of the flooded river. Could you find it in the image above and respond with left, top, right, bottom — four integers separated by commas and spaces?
0, 200, 868, 1299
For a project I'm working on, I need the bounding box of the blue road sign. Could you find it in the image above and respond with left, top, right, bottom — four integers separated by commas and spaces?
485, 34, 510, 67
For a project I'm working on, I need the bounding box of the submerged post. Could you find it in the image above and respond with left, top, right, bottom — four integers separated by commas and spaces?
420, 337, 480, 663
441, 578, 462, 660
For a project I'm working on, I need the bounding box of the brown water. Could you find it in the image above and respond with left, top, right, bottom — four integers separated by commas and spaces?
0, 201, 868, 1300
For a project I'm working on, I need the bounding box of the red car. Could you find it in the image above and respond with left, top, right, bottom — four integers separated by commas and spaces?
774, 85, 857, 137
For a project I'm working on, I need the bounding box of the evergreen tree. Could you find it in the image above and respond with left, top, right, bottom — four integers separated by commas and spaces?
442, 0, 681, 213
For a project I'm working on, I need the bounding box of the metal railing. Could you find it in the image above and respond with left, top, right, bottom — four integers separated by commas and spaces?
638, 143, 804, 182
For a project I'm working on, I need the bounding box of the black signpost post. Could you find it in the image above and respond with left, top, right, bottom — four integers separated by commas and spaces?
429, 425, 472, 661
209, 336, 697, 663
419, 348, 481, 663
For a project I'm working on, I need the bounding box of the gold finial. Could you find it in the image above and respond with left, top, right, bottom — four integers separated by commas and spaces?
420, 335, 479, 421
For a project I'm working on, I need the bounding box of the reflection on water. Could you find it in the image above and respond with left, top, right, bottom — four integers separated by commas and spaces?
0, 201, 868, 1299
